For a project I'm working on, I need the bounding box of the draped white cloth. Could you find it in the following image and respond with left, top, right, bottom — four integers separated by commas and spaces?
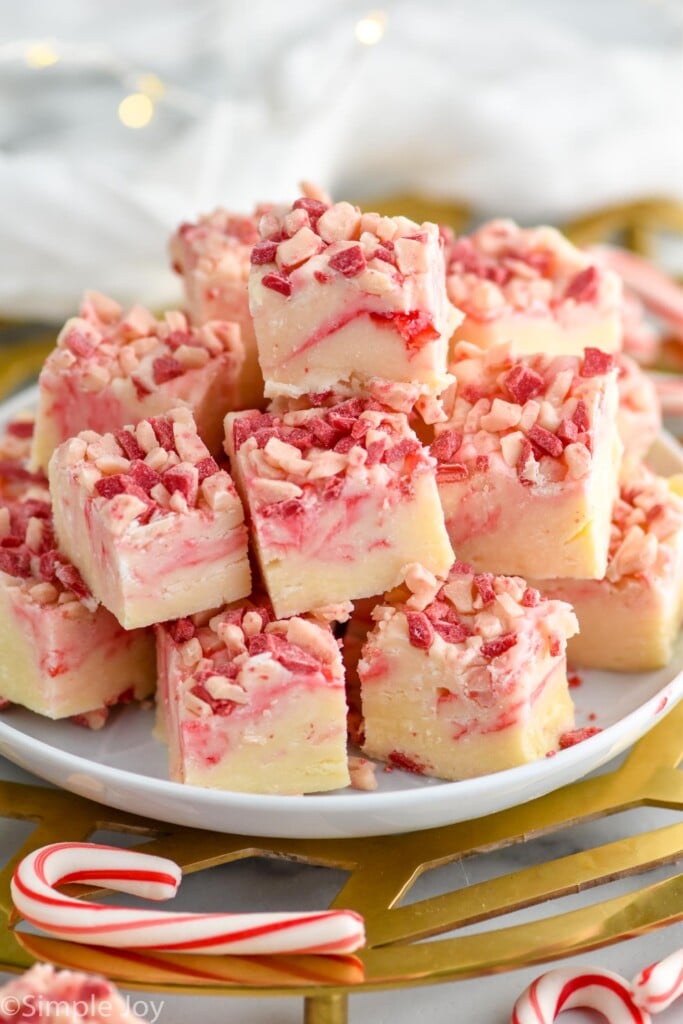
1, 0, 682, 318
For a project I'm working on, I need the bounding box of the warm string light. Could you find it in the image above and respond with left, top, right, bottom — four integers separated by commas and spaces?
24, 42, 59, 68
355, 10, 387, 46
118, 92, 154, 129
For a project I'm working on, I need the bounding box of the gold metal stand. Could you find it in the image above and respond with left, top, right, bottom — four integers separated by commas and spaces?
1, 699, 682, 1023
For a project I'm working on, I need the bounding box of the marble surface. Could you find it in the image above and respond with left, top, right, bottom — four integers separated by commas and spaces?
1, 754, 682, 1023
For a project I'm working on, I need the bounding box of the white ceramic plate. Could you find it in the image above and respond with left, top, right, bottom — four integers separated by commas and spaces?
1, 385, 682, 839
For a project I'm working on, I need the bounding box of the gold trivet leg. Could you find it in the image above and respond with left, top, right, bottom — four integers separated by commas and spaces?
303, 993, 348, 1024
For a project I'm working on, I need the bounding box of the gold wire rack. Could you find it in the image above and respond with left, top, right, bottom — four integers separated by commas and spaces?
0, 197, 682, 1023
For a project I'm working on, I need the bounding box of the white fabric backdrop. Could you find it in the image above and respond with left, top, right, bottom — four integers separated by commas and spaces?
1, 0, 682, 317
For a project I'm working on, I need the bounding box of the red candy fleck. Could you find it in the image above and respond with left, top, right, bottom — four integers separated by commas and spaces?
169, 617, 196, 643
564, 265, 599, 302
433, 620, 470, 644
190, 683, 236, 716
262, 272, 292, 297
557, 418, 578, 445
473, 573, 496, 605
196, 456, 220, 482
260, 497, 304, 519
162, 465, 198, 506
292, 197, 328, 224
388, 751, 425, 775
333, 435, 355, 454
129, 460, 161, 494
309, 417, 340, 449
365, 440, 384, 466
572, 400, 590, 431
247, 631, 322, 674
517, 438, 535, 486
475, 454, 489, 472
328, 245, 366, 278
385, 438, 420, 464
152, 356, 184, 385
55, 563, 92, 601
568, 672, 582, 688
0, 460, 46, 485
370, 310, 439, 349
131, 376, 152, 400
150, 417, 176, 452
250, 240, 278, 265
559, 726, 601, 749
115, 429, 145, 461
521, 587, 540, 607
438, 463, 469, 482
581, 347, 615, 377
373, 244, 396, 266
407, 611, 434, 649
503, 364, 545, 404
66, 330, 95, 358
480, 633, 517, 659
164, 330, 195, 351
94, 475, 127, 500
38, 550, 59, 581
527, 423, 563, 458
0, 548, 31, 577
6, 420, 34, 439
430, 430, 463, 463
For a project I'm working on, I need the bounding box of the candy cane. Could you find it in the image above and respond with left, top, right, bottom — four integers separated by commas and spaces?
591, 246, 683, 337
511, 967, 651, 1024
632, 949, 683, 1014
11, 843, 365, 956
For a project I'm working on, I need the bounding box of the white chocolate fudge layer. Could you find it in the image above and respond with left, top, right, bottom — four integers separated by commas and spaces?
532, 465, 683, 671
435, 342, 622, 579
32, 292, 245, 471
50, 408, 251, 629
249, 197, 460, 399
446, 219, 623, 357
225, 399, 454, 617
359, 563, 577, 780
156, 601, 350, 794
0, 964, 144, 1023
0, 489, 154, 721
170, 206, 269, 408
615, 353, 661, 460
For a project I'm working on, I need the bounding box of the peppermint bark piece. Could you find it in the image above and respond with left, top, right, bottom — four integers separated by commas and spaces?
225, 399, 453, 617
532, 465, 683, 670
248, 198, 459, 400
32, 293, 244, 470
50, 408, 250, 629
358, 563, 577, 780
446, 219, 623, 357
434, 342, 621, 579
156, 602, 350, 793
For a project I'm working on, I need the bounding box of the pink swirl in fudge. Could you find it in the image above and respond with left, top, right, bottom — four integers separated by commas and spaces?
0, 415, 48, 500
446, 219, 622, 326
249, 198, 459, 400
436, 342, 617, 488
32, 292, 245, 469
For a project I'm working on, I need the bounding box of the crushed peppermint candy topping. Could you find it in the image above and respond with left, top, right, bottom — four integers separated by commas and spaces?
605, 464, 683, 582
45, 293, 243, 398
388, 562, 578, 666
230, 399, 434, 513
445, 218, 621, 320
60, 408, 237, 526
434, 341, 617, 484
164, 600, 342, 717
252, 196, 445, 298
170, 205, 269, 282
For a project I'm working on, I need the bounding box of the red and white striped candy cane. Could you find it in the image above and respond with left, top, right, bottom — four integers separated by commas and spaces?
511, 967, 651, 1024
11, 843, 365, 956
632, 949, 683, 1014
591, 246, 683, 338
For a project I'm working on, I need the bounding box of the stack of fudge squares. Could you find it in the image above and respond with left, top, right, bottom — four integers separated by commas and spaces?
1, 187, 681, 795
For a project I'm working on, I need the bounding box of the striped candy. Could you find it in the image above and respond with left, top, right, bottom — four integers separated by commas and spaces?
11, 843, 365, 956
511, 967, 651, 1024
632, 949, 683, 1014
